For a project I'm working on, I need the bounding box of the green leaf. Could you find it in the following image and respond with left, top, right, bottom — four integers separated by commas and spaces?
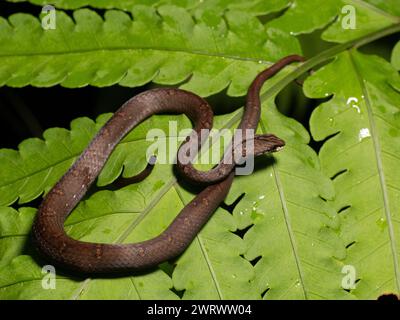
304, 50, 400, 298
1, 0, 400, 300
0, 115, 107, 206
0, 255, 178, 299
263, 0, 399, 42
322, 0, 399, 43
224, 100, 347, 300
0, 6, 300, 95
0, 207, 36, 267
266, 0, 339, 35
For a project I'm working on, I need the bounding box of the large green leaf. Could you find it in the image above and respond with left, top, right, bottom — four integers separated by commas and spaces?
0, 6, 300, 96
2, 1, 398, 93
225, 100, 348, 299
304, 50, 400, 298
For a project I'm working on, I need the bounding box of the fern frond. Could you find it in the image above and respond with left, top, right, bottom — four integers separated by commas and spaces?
223, 100, 348, 300
0, 6, 301, 96
305, 50, 400, 298
0, 115, 107, 206
1, 0, 399, 300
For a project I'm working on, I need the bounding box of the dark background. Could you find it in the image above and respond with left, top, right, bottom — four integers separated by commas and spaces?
0, 2, 397, 151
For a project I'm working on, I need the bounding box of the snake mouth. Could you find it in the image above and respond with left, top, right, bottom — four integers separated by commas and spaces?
272, 145, 285, 152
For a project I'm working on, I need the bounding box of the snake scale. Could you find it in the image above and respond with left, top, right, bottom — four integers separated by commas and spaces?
32, 55, 305, 273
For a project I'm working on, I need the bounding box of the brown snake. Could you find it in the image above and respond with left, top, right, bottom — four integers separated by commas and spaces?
32, 55, 306, 273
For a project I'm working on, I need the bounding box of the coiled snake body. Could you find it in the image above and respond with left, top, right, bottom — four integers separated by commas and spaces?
32, 55, 305, 273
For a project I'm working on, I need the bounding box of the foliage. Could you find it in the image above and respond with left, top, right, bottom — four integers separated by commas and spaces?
0, 0, 399, 299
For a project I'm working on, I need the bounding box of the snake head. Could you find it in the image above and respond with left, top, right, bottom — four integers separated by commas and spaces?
248, 134, 285, 157
254, 133, 285, 154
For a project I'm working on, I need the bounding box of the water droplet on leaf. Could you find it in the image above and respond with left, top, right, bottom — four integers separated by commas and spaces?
358, 128, 370, 141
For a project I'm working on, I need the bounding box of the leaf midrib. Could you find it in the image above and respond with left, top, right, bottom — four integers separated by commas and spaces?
174, 185, 224, 300
0, 46, 271, 64
258, 115, 308, 299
